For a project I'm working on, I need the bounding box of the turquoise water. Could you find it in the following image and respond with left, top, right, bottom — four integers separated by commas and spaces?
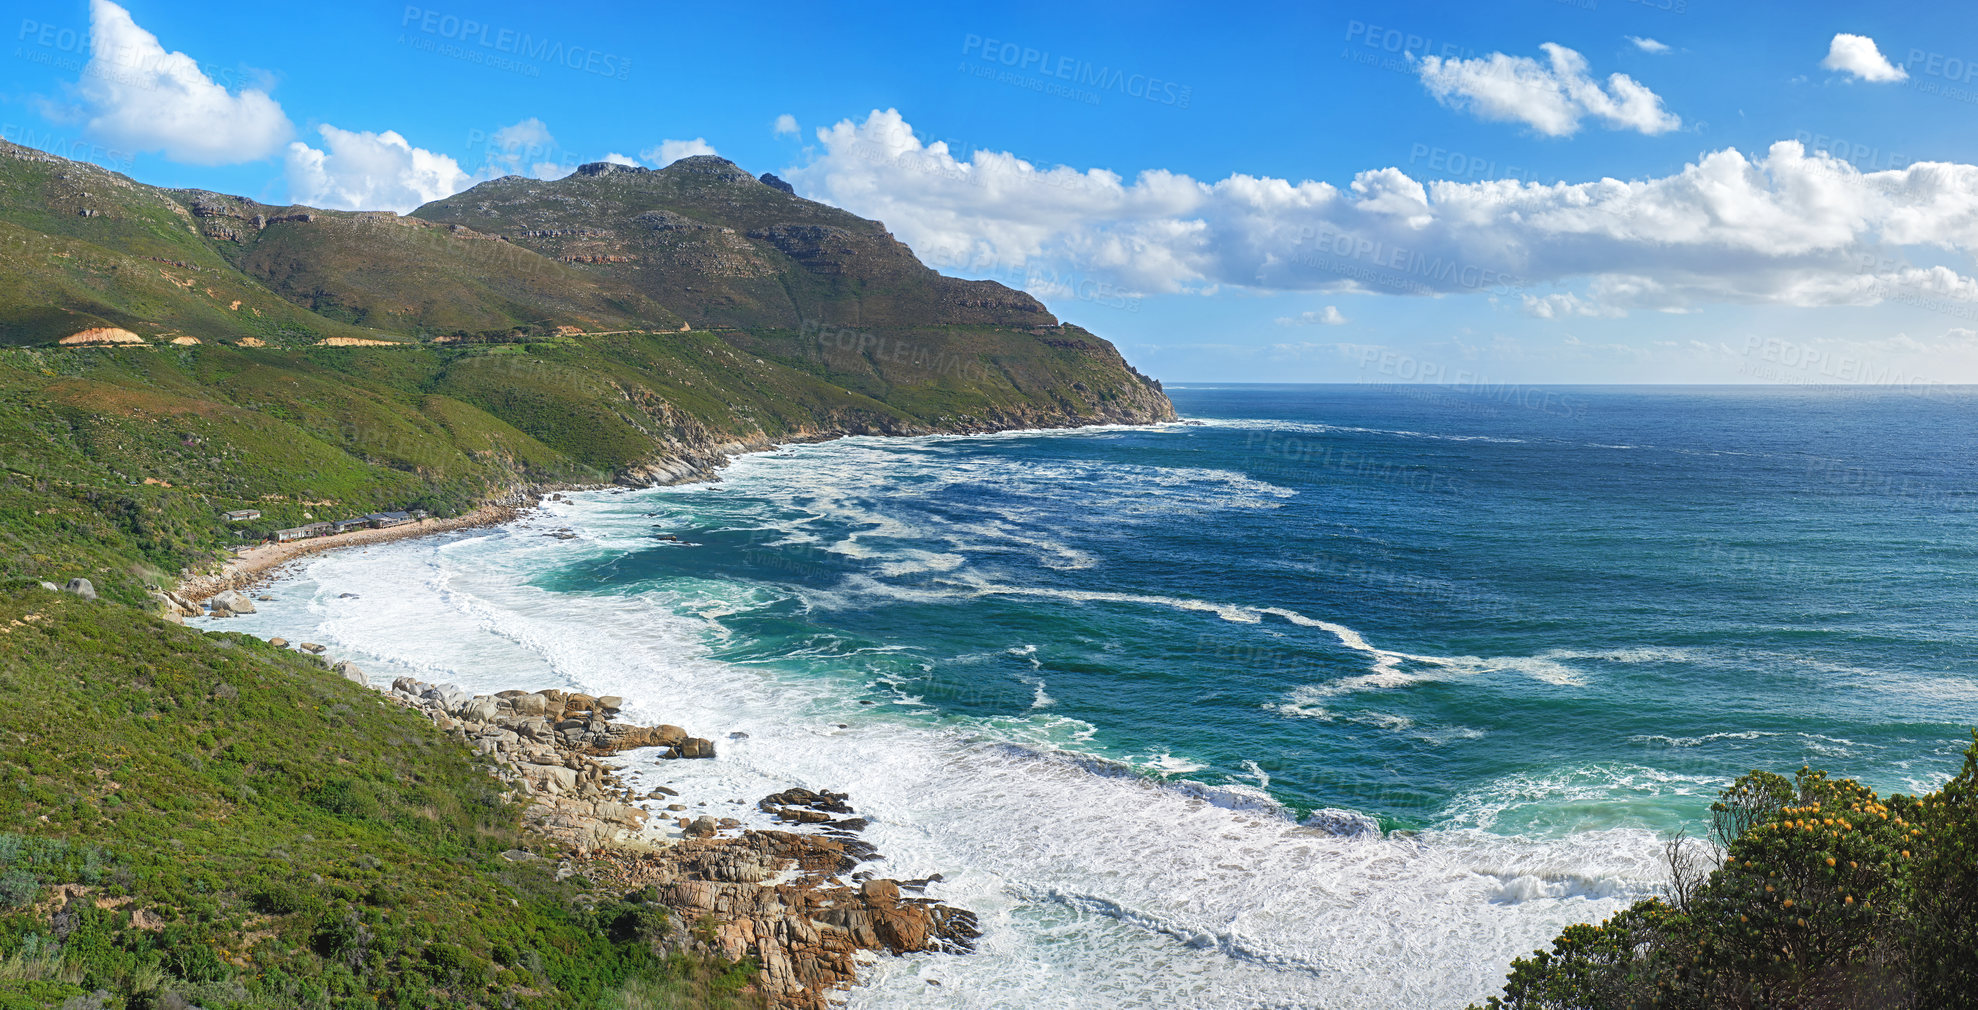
556, 384, 1978, 832
214, 384, 1978, 1007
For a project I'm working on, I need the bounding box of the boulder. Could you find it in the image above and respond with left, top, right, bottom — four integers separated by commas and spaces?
210, 589, 256, 614
861, 878, 900, 904
268, 637, 288, 649
64, 578, 96, 600
299, 642, 326, 654
463, 697, 500, 723
510, 693, 553, 717
150, 590, 200, 617
331, 660, 368, 687
684, 816, 719, 838
37, 581, 59, 591
677, 737, 716, 759
597, 695, 623, 711
420, 684, 468, 711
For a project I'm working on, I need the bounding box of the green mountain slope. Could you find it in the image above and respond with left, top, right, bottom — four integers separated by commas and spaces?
0, 136, 1170, 1009
412, 157, 1056, 331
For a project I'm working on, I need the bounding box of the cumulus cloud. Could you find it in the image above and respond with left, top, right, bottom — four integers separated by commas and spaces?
641, 138, 718, 167
786, 109, 1978, 318
601, 152, 639, 166
1627, 36, 1670, 54
1822, 33, 1908, 82
773, 114, 799, 137
1522, 292, 1626, 319
78, 0, 291, 164
284, 126, 470, 213
477, 117, 575, 179
1415, 43, 1681, 136
1277, 306, 1348, 326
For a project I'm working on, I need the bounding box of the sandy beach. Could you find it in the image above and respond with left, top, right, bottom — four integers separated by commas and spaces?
176, 503, 520, 601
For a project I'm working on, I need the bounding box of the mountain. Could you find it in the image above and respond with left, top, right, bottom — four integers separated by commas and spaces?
0, 137, 1171, 603
412, 157, 1054, 331
0, 138, 1170, 1008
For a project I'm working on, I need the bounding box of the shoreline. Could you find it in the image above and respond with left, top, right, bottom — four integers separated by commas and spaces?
173, 415, 1185, 603
177, 503, 523, 602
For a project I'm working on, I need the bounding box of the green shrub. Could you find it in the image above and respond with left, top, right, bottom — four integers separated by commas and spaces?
1477, 733, 1978, 1009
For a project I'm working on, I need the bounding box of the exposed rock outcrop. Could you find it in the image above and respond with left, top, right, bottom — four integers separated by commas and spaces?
372, 675, 977, 1007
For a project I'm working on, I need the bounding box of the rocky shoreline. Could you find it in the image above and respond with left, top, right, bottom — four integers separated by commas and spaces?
349, 669, 979, 1008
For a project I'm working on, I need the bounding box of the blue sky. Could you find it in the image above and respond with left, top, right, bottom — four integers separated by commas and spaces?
8, 0, 1978, 385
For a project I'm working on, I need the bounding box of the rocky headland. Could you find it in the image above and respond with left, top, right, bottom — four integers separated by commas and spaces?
309, 666, 982, 1008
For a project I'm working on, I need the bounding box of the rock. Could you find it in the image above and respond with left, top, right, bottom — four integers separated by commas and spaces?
37, 581, 59, 591
150, 590, 201, 618
463, 697, 500, 723
64, 578, 97, 600
421, 684, 468, 711
510, 693, 553, 717
331, 660, 368, 687
268, 637, 288, 648
861, 878, 900, 904
597, 695, 623, 710
684, 816, 719, 838
299, 643, 325, 654
210, 589, 256, 614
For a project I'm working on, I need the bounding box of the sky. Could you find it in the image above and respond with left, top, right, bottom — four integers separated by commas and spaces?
6, 0, 1978, 385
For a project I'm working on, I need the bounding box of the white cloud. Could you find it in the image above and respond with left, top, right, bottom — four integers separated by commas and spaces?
480, 117, 575, 179
284, 125, 470, 213
1822, 33, 1908, 82
1415, 43, 1681, 136
786, 109, 1978, 318
1276, 306, 1348, 326
640, 138, 718, 167
1521, 292, 1627, 319
601, 152, 639, 166
78, 0, 291, 164
773, 114, 799, 138
1627, 36, 1670, 54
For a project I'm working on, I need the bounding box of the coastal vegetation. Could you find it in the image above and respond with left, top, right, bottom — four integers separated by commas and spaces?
0, 592, 760, 1009
1476, 739, 1978, 1009
0, 136, 1169, 1007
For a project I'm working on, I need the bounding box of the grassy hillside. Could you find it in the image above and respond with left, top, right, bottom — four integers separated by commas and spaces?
0, 592, 757, 1010
0, 135, 1171, 1008
412, 158, 1057, 333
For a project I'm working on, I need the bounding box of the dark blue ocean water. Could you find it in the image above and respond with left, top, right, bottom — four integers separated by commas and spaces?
550, 384, 1978, 835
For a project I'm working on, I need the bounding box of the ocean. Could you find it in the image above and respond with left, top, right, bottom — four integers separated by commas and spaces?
205, 384, 1978, 1008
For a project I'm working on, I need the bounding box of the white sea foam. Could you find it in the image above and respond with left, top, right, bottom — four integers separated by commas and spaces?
210, 501, 1669, 1010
